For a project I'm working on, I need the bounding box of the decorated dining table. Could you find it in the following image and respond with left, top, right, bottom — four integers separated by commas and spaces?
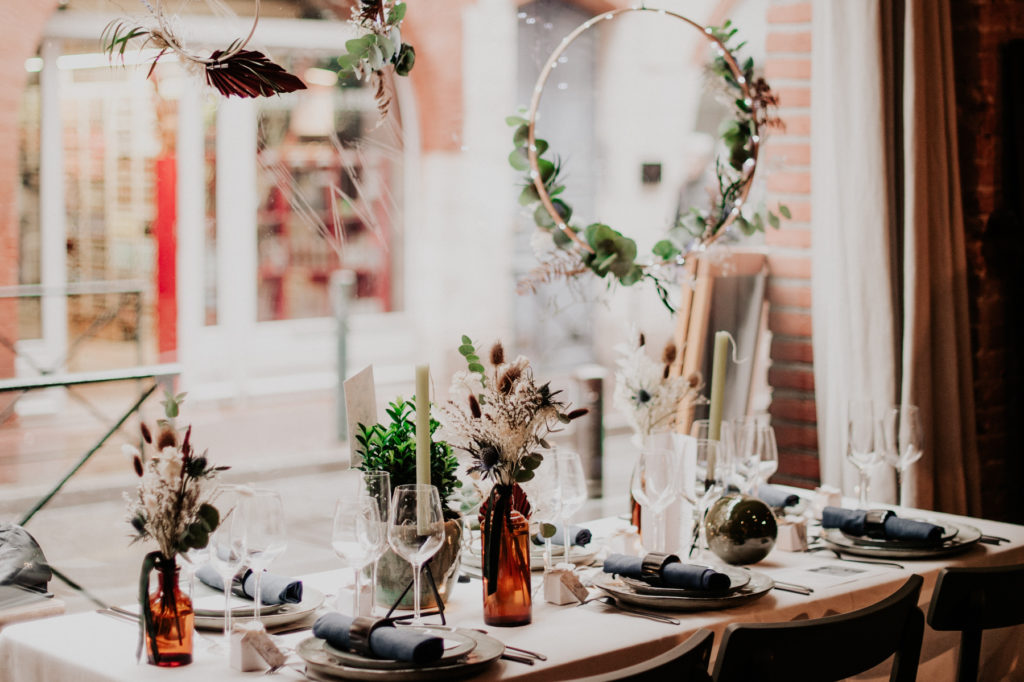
1, 501, 1022, 682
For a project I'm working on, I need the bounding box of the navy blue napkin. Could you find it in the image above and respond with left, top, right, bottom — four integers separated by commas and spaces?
313, 613, 444, 664
757, 485, 800, 509
196, 564, 303, 605
603, 553, 731, 591
822, 507, 943, 542
532, 524, 592, 547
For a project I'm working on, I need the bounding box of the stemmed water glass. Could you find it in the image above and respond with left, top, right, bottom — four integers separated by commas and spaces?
847, 399, 880, 507
730, 417, 762, 493
691, 420, 736, 489
208, 487, 247, 640
630, 447, 681, 553
388, 484, 445, 625
879, 404, 924, 507
683, 439, 725, 558
554, 450, 587, 568
736, 420, 778, 492
522, 469, 562, 570
179, 545, 210, 601
358, 470, 391, 614
332, 497, 382, 615
242, 489, 287, 624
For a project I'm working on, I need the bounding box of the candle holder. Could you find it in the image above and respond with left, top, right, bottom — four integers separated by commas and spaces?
382, 555, 447, 626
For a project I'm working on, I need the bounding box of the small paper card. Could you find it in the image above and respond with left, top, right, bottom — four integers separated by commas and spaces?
344, 365, 377, 468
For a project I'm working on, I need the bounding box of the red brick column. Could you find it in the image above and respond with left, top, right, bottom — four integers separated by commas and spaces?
762, 1, 818, 488
0, 1, 61, 397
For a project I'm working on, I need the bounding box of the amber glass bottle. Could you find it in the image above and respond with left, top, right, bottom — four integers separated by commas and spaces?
482, 508, 532, 626
146, 562, 194, 667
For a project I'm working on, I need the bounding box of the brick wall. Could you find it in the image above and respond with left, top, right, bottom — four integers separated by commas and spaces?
0, 1, 61, 409
950, 0, 1024, 522
762, 1, 817, 488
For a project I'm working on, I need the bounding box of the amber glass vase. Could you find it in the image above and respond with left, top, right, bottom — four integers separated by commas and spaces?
145, 558, 194, 667
480, 486, 532, 627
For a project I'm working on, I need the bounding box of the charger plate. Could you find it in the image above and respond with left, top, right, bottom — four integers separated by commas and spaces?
193, 586, 325, 630
323, 629, 477, 670
594, 570, 773, 611
620, 564, 750, 597
822, 523, 981, 559
839, 521, 958, 549
297, 626, 504, 681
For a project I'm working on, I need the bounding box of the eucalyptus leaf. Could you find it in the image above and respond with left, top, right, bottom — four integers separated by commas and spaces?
768, 212, 781, 228
506, 115, 528, 127
513, 124, 530, 148
519, 184, 540, 206
779, 204, 792, 219
509, 148, 530, 171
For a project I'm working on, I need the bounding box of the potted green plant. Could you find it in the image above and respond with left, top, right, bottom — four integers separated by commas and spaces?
355, 397, 463, 609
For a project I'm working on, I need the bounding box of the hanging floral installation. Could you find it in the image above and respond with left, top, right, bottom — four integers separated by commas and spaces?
511, 12, 788, 311
336, 1, 416, 119
102, 0, 306, 98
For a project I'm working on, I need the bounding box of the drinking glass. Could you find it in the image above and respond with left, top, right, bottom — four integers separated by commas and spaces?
521, 468, 562, 570
879, 404, 924, 507
630, 447, 681, 552
691, 420, 736, 489
736, 421, 778, 491
554, 450, 587, 568
241, 489, 287, 624
179, 545, 210, 600
332, 497, 382, 614
208, 487, 247, 640
388, 484, 445, 625
846, 399, 879, 507
730, 417, 762, 493
358, 470, 391, 614
682, 439, 725, 558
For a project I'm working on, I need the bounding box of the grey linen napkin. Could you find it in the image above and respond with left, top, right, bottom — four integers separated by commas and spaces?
822, 507, 943, 542
195, 564, 303, 604
603, 553, 731, 591
313, 613, 444, 664
532, 524, 592, 547
757, 485, 800, 509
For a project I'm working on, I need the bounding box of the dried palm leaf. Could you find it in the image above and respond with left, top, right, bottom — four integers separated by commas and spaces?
205, 49, 307, 98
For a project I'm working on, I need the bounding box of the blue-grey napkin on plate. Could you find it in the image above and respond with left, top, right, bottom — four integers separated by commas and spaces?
313, 613, 444, 664
757, 485, 800, 509
532, 524, 592, 547
603, 553, 731, 591
822, 507, 942, 542
196, 564, 303, 605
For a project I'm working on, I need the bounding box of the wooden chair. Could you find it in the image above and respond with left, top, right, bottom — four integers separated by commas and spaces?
926, 563, 1024, 682
574, 628, 714, 681
712, 575, 924, 682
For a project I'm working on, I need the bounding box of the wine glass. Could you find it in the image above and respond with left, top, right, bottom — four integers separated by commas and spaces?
358, 470, 391, 614
630, 447, 681, 552
208, 487, 247, 640
730, 417, 762, 493
522, 463, 562, 570
879, 405, 924, 507
332, 497, 382, 614
388, 484, 445, 625
847, 399, 880, 507
554, 450, 587, 568
691, 419, 736, 489
179, 545, 210, 601
683, 439, 725, 558
738, 421, 778, 491
241, 489, 287, 624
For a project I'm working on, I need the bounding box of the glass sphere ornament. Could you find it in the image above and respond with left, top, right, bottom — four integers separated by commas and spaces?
704, 494, 777, 565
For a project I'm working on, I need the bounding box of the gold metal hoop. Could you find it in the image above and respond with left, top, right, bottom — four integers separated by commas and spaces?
526, 7, 760, 258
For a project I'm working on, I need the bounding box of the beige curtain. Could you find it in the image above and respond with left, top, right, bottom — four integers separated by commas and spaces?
811, 0, 979, 515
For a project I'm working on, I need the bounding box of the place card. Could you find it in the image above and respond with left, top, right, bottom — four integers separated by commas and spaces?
344, 365, 377, 468
231, 621, 286, 672
543, 568, 589, 605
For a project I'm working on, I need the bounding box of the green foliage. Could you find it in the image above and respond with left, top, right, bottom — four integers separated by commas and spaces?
160, 390, 187, 419
336, 3, 414, 80
356, 398, 462, 519
458, 335, 486, 383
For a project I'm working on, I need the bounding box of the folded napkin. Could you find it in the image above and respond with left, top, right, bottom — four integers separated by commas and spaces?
603, 553, 731, 592
757, 485, 800, 509
313, 613, 444, 664
532, 524, 592, 547
822, 507, 943, 542
196, 564, 303, 605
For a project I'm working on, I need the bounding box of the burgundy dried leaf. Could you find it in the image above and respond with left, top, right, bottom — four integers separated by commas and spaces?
567, 408, 589, 421
181, 425, 192, 460
358, 0, 384, 22
205, 50, 306, 99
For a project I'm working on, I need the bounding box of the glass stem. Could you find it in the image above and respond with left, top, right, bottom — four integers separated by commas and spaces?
353, 565, 363, 615
370, 559, 379, 617
412, 563, 422, 624
223, 579, 232, 640
858, 469, 870, 507
654, 510, 664, 553
544, 537, 552, 571
253, 570, 263, 623
563, 517, 571, 568
895, 468, 904, 508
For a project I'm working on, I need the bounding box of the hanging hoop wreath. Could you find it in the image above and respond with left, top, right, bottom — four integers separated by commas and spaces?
103, 0, 306, 98
510, 8, 787, 311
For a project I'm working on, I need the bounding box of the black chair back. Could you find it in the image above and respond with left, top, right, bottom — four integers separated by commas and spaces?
927, 563, 1024, 682
713, 574, 924, 682
574, 628, 714, 681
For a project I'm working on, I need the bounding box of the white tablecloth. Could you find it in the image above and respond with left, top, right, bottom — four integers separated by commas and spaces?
2, 509, 1022, 681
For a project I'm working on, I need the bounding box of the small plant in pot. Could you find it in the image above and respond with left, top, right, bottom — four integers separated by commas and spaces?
356, 397, 463, 609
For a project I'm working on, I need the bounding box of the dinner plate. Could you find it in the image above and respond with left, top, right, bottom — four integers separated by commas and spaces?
839, 521, 959, 550
323, 629, 477, 670
296, 626, 504, 681
193, 586, 325, 630
192, 597, 286, 618
620, 564, 751, 597
822, 523, 982, 559
593, 570, 774, 611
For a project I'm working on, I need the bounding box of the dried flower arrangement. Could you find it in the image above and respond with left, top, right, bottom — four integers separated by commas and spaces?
102, 0, 306, 99
613, 331, 704, 446
511, 13, 787, 311
123, 391, 227, 662
440, 337, 587, 595
336, 1, 415, 119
